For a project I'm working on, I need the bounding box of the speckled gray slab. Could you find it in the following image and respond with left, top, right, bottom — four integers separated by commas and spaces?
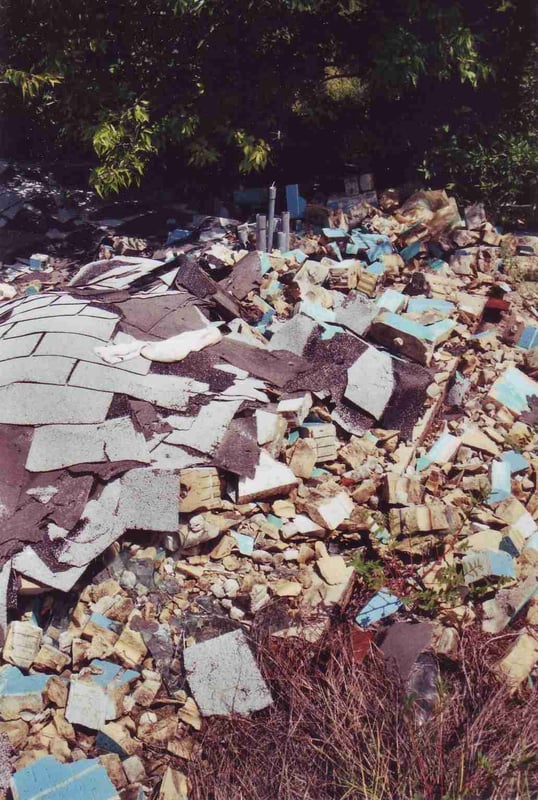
184, 629, 273, 716
4, 313, 117, 341
69, 360, 209, 410
35, 332, 151, 375
0, 383, 113, 424
0, 355, 76, 388
26, 416, 152, 472
116, 468, 179, 532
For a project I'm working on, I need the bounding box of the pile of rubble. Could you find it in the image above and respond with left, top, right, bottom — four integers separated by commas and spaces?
0, 185, 537, 799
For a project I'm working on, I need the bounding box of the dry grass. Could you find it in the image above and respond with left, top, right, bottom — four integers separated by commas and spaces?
188, 623, 538, 800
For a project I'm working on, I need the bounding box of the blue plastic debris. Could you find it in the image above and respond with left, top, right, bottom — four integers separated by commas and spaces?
259, 252, 272, 275
166, 228, 191, 246
427, 257, 446, 271
517, 326, 538, 350
376, 289, 407, 313
462, 549, 516, 585
281, 248, 308, 263
407, 297, 455, 315
489, 366, 538, 414
366, 261, 385, 275
88, 612, 121, 633
355, 589, 401, 627
310, 466, 330, 478
286, 184, 306, 218
88, 659, 139, 688
486, 460, 512, 505
501, 450, 530, 474
267, 514, 283, 530
287, 430, 300, 446
400, 241, 422, 262
11, 756, 119, 800
322, 228, 348, 239
231, 531, 255, 555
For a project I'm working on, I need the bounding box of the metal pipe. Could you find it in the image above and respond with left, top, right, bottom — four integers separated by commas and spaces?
281, 211, 290, 252
267, 183, 276, 252
256, 214, 267, 252
276, 231, 286, 252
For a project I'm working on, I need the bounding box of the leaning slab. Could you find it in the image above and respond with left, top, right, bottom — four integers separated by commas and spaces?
183, 629, 273, 716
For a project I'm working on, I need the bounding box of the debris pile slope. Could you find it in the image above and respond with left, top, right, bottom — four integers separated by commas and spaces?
0, 186, 537, 798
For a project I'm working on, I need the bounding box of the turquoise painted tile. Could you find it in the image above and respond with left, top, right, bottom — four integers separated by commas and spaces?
231, 531, 255, 555
501, 451, 530, 474
486, 460, 512, 505
355, 589, 401, 627
11, 756, 119, 800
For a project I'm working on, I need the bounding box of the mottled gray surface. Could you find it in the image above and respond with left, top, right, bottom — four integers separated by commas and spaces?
184, 629, 273, 716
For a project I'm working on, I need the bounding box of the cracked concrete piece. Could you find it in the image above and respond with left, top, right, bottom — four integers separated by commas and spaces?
36, 332, 152, 375
0, 383, 113, 424
12, 547, 86, 592
345, 347, 394, 420
69, 360, 208, 410
333, 291, 379, 336
117, 468, 179, 532
66, 680, 108, 730
26, 417, 152, 472
3, 312, 118, 341
7, 302, 89, 322
267, 314, 318, 355
0, 333, 42, 361
183, 629, 273, 716
149, 442, 207, 470
0, 561, 11, 646
58, 481, 123, 568
0, 355, 77, 388
237, 451, 299, 503
165, 399, 242, 453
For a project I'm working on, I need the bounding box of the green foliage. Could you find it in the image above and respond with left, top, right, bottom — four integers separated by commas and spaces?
89, 102, 158, 196
1, 0, 532, 199
3, 69, 62, 99
353, 553, 386, 591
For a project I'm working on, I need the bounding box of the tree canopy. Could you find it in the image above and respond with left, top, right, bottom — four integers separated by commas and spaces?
1, 0, 536, 218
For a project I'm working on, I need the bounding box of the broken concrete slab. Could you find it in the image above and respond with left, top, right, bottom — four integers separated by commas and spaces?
26, 417, 152, 472
345, 347, 394, 420
0, 665, 49, 720
237, 451, 299, 504
0, 355, 77, 388
183, 629, 273, 716
267, 314, 318, 355
333, 291, 379, 336
69, 360, 209, 411
35, 332, 152, 375
117, 468, 179, 532
488, 366, 538, 415
0, 383, 113, 425
164, 399, 242, 453
11, 755, 120, 800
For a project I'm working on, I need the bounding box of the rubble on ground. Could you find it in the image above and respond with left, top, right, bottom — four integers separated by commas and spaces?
0, 183, 537, 798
